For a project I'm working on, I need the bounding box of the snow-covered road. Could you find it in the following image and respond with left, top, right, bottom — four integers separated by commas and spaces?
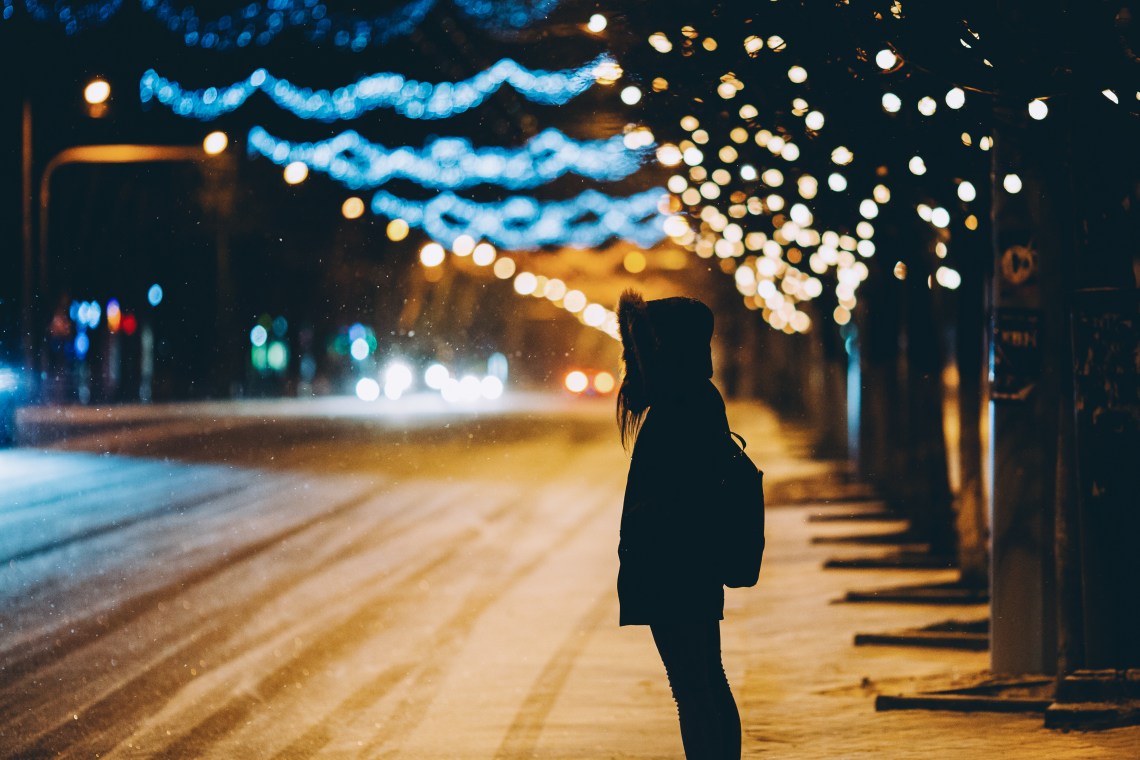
2, 398, 642, 758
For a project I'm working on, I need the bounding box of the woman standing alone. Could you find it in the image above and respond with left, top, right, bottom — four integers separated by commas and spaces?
615, 290, 741, 760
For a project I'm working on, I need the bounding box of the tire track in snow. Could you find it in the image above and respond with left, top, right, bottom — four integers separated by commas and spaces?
202, 452, 615, 758
493, 589, 615, 760
358, 463, 617, 757
4, 478, 484, 758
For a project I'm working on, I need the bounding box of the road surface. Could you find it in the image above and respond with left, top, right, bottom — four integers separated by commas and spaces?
1, 395, 1137, 758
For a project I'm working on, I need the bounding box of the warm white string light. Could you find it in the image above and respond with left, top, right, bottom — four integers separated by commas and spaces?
369, 188, 668, 250
420, 240, 620, 340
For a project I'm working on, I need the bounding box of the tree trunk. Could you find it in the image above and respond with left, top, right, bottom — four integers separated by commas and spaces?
954, 218, 991, 587
900, 227, 956, 556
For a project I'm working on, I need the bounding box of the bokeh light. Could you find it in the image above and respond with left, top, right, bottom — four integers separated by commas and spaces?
387, 218, 410, 241
424, 363, 449, 390
203, 131, 228, 155
565, 371, 589, 393
342, 197, 365, 219
472, 243, 496, 266
420, 242, 445, 267
355, 378, 380, 401
283, 161, 308, 184
594, 371, 616, 394
84, 79, 110, 105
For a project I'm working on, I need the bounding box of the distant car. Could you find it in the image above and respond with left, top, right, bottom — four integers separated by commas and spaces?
564, 369, 617, 396
0, 364, 22, 447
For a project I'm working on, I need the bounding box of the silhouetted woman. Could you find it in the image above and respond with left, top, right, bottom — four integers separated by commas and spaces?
615, 290, 741, 760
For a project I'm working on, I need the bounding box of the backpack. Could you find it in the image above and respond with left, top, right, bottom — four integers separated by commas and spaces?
716, 431, 766, 588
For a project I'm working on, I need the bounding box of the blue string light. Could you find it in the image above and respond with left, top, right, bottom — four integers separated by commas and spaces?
368, 188, 668, 250
141, 0, 435, 51
247, 126, 649, 191
140, 54, 613, 121
452, 0, 557, 30
13, 0, 123, 32
2, 1, 560, 46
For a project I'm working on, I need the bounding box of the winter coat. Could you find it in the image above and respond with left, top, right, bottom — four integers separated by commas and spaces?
617, 379, 729, 626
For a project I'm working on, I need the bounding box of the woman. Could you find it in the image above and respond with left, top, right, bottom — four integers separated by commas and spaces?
615, 290, 741, 760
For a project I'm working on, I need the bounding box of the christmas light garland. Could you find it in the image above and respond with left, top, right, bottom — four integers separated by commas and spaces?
247, 126, 649, 191
6, 0, 122, 31
452, 0, 559, 31
369, 188, 667, 250
2, 0, 560, 46
416, 245, 620, 340
141, 0, 434, 50
140, 54, 615, 121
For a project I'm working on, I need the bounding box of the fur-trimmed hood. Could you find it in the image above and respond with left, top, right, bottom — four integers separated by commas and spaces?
618, 290, 714, 388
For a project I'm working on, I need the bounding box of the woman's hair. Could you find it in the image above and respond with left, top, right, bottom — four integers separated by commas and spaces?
616, 290, 715, 449
616, 290, 653, 449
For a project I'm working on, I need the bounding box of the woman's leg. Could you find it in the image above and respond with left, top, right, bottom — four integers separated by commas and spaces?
650, 620, 740, 760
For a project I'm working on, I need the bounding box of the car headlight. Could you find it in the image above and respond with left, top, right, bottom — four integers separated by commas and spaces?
0, 367, 20, 394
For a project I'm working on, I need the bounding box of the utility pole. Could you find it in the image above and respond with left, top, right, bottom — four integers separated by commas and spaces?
21, 99, 35, 381
987, 0, 1076, 677
1053, 19, 1140, 680
988, 111, 1064, 676
952, 208, 991, 589
909, 0, 1140, 724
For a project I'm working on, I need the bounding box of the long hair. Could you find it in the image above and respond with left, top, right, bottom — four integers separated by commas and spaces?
616, 289, 653, 449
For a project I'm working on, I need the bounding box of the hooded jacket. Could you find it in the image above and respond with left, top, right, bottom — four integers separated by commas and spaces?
616, 292, 729, 625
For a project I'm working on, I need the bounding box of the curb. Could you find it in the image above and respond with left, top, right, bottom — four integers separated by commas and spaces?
825, 553, 957, 570
840, 581, 989, 605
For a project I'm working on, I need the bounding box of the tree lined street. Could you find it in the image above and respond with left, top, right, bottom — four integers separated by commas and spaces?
1, 0, 1138, 753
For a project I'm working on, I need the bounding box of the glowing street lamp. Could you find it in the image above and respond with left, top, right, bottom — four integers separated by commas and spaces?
84, 79, 111, 118
84, 79, 110, 105
30, 144, 227, 391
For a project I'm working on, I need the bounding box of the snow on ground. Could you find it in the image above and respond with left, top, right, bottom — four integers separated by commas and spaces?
1, 397, 1137, 758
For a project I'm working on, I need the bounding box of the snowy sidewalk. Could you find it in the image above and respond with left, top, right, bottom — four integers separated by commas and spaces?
529, 402, 1140, 759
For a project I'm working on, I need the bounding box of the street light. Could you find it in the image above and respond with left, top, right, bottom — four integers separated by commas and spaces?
84, 79, 110, 105
84, 79, 111, 118
26, 143, 225, 397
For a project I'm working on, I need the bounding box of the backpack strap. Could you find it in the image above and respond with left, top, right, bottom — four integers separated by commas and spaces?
729, 431, 747, 450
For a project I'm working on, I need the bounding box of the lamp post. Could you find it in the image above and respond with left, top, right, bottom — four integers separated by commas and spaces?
24, 143, 224, 398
